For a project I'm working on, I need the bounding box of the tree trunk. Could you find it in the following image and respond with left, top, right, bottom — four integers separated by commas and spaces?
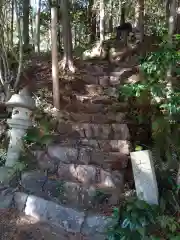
108, 0, 113, 33
136, 0, 144, 42
30, 7, 34, 49
120, 4, 126, 25
10, 0, 14, 48
60, 0, 75, 72
175, 0, 180, 33
51, 4, 60, 109
168, 0, 176, 40
99, 0, 105, 43
88, 0, 96, 43
166, 0, 170, 26
14, 0, 23, 91
57, 6, 62, 52
35, 0, 41, 54
23, 0, 30, 51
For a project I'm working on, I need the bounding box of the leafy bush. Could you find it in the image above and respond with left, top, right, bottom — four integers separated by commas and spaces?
118, 35, 180, 166
107, 196, 180, 240
109, 35, 180, 239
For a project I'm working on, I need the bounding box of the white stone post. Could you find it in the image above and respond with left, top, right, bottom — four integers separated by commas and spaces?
5, 87, 35, 167
130, 150, 159, 205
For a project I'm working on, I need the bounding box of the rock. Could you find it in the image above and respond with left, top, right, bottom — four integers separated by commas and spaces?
78, 147, 92, 164
48, 146, 78, 164
46, 201, 85, 232
58, 164, 96, 184
24, 194, 48, 221
82, 214, 113, 235
0, 194, 13, 208
98, 140, 130, 154
112, 124, 130, 140
24, 194, 85, 232
88, 234, 105, 240
57, 164, 123, 188
34, 151, 58, 172
14, 192, 28, 211
21, 170, 47, 196
44, 178, 121, 208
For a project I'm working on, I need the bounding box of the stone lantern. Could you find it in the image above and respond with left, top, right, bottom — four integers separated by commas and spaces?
0, 87, 35, 184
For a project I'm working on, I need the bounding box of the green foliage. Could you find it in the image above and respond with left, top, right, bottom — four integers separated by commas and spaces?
24, 119, 54, 148
156, 169, 180, 215
93, 189, 110, 205
120, 37, 179, 111
119, 35, 180, 165
106, 196, 180, 240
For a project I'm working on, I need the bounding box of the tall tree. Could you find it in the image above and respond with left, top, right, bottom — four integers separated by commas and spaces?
35, 0, 41, 53
175, 0, 180, 33
23, 0, 30, 50
51, 1, 60, 109
10, 0, 14, 48
88, 0, 96, 43
60, 0, 75, 72
135, 0, 144, 42
108, 0, 113, 33
120, 3, 126, 25
99, 0, 105, 43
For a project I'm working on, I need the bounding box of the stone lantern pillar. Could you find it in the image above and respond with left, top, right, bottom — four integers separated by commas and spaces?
0, 87, 35, 184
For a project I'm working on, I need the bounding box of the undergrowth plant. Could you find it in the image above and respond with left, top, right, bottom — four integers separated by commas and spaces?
110, 35, 180, 239
107, 196, 180, 240
119, 34, 180, 167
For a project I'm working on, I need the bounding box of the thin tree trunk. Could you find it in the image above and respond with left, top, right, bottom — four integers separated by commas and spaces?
23, 0, 30, 51
120, 4, 126, 25
10, 0, 14, 48
138, 0, 144, 42
99, 0, 105, 43
88, 0, 96, 43
35, 0, 41, 54
166, 0, 170, 26
51, 4, 60, 109
60, 0, 75, 72
175, 0, 180, 33
57, 6, 61, 52
30, 8, 34, 49
14, 0, 23, 91
108, 0, 113, 33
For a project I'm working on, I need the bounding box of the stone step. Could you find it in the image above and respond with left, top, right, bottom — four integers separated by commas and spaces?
35, 145, 129, 171
14, 191, 112, 238
57, 123, 130, 140
52, 139, 130, 153
62, 111, 127, 124
57, 163, 123, 186
74, 95, 118, 104
60, 100, 128, 114
20, 170, 123, 210
44, 179, 121, 209
74, 84, 118, 98
81, 67, 138, 86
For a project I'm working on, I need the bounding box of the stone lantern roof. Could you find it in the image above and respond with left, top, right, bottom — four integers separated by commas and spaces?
6, 87, 36, 110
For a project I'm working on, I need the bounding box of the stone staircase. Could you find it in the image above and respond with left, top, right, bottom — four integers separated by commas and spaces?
5, 60, 138, 239
20, 61, 133, 215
